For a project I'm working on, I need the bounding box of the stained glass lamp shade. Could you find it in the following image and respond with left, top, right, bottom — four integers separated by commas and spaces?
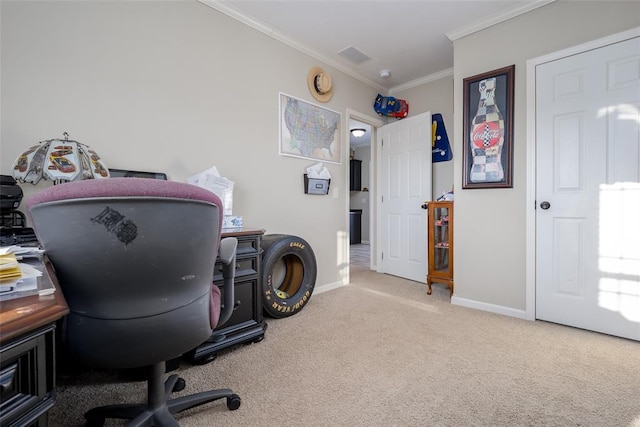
12, 133, 109, 185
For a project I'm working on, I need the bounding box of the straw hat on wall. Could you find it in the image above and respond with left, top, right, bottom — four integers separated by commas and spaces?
307, 66, 333, 102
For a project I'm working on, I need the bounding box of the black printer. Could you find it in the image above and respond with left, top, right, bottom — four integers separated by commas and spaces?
1, 175, 23, 211
0, 175, 38, 245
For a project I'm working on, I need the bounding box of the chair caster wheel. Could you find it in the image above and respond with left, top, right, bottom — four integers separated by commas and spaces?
85, 414, 106, 427
172, 377, 186, 392
227, 394, 241, 410
194, 353, 217, 365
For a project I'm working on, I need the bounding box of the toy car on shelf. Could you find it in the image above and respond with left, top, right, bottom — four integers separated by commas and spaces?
374, 94, 409, 119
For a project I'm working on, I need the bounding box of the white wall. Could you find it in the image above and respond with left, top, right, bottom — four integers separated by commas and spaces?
3, 1, 637, 312
0, 0, 380, 291
452, 1, 640, 311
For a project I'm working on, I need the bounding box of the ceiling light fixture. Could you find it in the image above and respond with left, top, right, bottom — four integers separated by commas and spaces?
351, 128, 366, 138
379, 69, 391, 79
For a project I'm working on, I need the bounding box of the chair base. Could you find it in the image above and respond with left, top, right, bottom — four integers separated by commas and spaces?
84, 362, 240, 427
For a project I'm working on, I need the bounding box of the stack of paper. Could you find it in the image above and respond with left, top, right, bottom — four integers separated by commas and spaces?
0, 246, 45, 298
0, 251, 22, 281
1, 245, 45, 259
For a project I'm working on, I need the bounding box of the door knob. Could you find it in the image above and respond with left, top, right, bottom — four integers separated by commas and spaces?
421, 203, 428, 209
540, 201, 551, 210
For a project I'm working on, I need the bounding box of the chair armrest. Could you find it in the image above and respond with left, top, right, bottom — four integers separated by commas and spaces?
217, 237, 237, 327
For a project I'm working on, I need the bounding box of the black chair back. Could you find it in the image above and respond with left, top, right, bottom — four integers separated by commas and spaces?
28, 178, 223, 368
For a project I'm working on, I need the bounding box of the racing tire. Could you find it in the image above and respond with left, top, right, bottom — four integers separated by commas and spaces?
261, 234, 317, 319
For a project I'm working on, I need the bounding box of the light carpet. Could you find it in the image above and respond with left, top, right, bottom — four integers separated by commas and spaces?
50, 267, 640, 426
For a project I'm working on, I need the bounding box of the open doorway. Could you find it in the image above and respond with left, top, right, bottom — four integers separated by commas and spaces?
345, 109, 384, 280
348, 118, 372, 271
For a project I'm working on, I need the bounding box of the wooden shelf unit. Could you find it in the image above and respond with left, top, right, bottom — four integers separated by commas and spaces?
426, 201, 453, 297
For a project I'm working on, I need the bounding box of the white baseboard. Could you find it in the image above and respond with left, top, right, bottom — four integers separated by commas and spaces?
315, 281, 529, 320
313, 280, 347, 295
451, 296, 528, 320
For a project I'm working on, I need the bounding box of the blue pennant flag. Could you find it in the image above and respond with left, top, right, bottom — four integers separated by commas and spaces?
432, 113, 452, 163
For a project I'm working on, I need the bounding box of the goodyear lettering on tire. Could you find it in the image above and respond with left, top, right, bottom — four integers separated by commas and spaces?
261, 235, 317, 319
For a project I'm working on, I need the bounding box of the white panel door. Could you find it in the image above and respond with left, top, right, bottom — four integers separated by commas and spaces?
536, 36, 640, 340
380, 112, 432, 282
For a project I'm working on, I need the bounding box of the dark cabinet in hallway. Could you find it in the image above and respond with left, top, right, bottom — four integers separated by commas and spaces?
350, 159, 362, 191
350, 209, 362, 244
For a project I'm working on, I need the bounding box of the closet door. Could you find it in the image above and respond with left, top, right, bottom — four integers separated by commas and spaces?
535, 36, 640, 341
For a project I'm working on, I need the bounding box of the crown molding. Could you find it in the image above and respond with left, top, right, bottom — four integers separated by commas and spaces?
389, 68, 453, 95
200, 0, 552, 95
445, 0, 556, 41
198, 0, 388, 92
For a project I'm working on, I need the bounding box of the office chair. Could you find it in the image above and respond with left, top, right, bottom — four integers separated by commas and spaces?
27, 178, 241, 426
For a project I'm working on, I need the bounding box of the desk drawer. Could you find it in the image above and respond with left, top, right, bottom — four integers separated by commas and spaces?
235, 234, 261, 257
188, 229, 265, 364
214, 255, 258, 282
0, 325, 55, 427
214, 279, 255, 331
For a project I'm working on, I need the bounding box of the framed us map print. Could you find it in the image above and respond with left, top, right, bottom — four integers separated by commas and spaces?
279, 93, 342, 164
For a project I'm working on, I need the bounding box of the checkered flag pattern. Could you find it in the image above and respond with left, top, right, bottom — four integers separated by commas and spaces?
469, 77, 505, 183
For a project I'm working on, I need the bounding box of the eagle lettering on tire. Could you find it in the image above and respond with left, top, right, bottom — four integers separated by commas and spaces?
261, 234, 317, 318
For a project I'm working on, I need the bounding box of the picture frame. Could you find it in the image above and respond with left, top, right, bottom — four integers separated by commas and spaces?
279, 92, 342, 164
462, 65, 514, 189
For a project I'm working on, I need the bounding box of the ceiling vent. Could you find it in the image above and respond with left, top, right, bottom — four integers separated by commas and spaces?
338, 46, 371, 65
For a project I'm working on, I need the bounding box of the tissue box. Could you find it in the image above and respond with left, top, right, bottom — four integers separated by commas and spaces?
304, 174, 330, 195
223, 215, 243, 229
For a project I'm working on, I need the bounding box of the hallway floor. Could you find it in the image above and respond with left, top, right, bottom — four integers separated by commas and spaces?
349, 243, 370, 270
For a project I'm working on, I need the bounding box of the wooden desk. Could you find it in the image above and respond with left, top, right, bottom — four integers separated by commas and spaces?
189, 227, 267, 364
0, 260, 69, 427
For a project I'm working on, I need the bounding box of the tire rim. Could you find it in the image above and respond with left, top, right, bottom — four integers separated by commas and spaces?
271, 254, 304, 299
